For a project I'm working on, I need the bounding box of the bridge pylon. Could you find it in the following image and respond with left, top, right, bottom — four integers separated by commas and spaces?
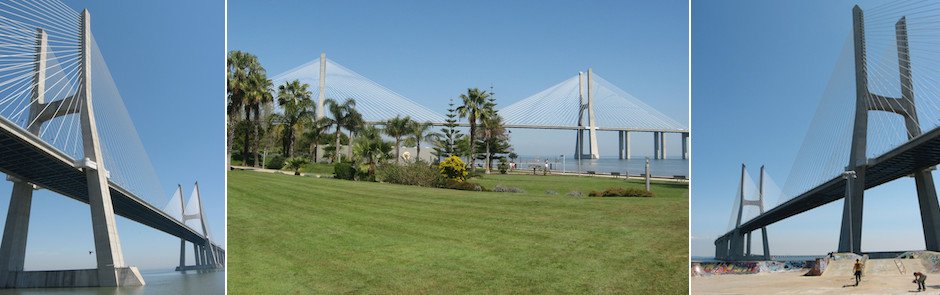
176, 182, 224, 271
0, 10, 145, 288
840, 6, 940, 254
715, 164, 770, 261
574, 69, 600, 160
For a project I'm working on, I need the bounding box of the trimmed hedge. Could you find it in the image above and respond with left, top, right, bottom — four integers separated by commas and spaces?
333, 162, 357, 180
588, 187, 654, 198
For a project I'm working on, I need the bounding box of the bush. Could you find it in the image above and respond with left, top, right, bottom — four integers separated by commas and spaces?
567, 191, 583, 197
498, 158, 509, 174
588, 187, 654, 198
443, 180, 483, 191
492, 184, 525, 193
438, 156, 468, 182
377, 162, 443, 187
546, 190, 559, 195
283, 157, 309, 175
265, 155, 285, 170
333, 162, 357, 180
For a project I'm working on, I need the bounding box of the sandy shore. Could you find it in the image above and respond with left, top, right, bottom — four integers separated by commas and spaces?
692, 271, 940, 294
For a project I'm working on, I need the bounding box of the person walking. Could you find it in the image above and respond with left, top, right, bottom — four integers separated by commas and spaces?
853, 259, 863, 286
913, 271, 927, 292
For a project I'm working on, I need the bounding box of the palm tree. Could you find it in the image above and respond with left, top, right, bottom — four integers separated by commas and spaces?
343, 109, 364, 161
352, 125, 392, 180
283, 157, 309, 176
244, 70, 273, 167
276, 80, 313, 157
408, 120, 434, 163
325, 98, 357, 163
227, 50, 263, 167
384, 115, 412, 164
456, 88, 494, 168
304, 117, 330, 163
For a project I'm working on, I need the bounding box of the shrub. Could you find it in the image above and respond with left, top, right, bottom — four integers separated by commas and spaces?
567, 191, 583, 197
377, 162, 443, 187
333, 162, 357, 180
443, 180, 483, 191
492, 184, 525, 193
588, 187, 654, 198
438, 156, 468, 182
546, 190, 559, 195
498, 158, 509, 174
283, 157, 309, 175
265, 155, 285, 170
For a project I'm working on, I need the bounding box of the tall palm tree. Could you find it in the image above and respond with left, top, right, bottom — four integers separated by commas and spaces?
227, 50, 262, 167
344, 109, 364, 160
276, 80, 313, 157
456, 88, 493, 168
408, 120, 434, 163
243, 70, 273, 167
384, 115, 412, 164
325, 98, 357, 163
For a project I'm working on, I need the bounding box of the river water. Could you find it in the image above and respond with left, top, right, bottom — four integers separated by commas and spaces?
0, 269, 224, 295
513, 156, 689, 177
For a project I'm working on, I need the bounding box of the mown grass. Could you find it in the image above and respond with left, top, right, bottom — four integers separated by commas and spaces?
228, 171, 688, 294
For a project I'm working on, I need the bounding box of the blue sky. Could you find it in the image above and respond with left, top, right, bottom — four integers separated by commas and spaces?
227, 0, 689, 159
0, 1, 224, 270
692, 0, 937, 257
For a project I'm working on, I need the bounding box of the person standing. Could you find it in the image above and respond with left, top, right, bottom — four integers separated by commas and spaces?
913, 271, 927, 292
853, 259, 863, 286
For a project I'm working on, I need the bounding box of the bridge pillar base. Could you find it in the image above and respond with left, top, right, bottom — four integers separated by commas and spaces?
0, 180, 34, 284
1, 267, 144, 288
914, 170, 940, 251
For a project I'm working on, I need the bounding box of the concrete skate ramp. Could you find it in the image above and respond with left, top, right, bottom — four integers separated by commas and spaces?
820, 259, 858, 277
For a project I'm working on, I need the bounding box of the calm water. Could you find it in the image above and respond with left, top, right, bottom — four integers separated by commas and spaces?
0, 269, 224, 295
513, 156, 689, 177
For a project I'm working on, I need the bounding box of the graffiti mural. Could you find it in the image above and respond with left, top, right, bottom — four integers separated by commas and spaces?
692, 261, 813, 277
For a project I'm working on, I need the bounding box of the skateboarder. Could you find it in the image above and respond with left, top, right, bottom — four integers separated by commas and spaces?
913, 271, 927, 292
853, 259, 863, 286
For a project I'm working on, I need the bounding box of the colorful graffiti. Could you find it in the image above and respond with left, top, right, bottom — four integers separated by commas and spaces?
692, 261, 813, 277
805, 258, 829, 276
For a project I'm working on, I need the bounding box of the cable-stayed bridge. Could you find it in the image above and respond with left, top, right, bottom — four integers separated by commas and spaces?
717, 3, 940, 261
0, 1, 222, 288
271, 53, 689, 160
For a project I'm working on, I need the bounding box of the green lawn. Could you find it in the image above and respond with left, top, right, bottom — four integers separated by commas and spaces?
228, 171, 689, 294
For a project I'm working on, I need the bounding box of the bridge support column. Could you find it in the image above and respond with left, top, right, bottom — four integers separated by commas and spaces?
681, 133, 688, 160
179, 239, 185, 270
659, 132, 666, 159
761, 227, 770, 260
746, 231, 752, 257
0, 180, 33, 285
618, 131, 623, 159
914, 171, 940, 251
653, 132, 660, 159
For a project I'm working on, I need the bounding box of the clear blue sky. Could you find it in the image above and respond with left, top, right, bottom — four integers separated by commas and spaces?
227, 0, 689, 158
692, 0, 935, 257
0, 0, 224, 270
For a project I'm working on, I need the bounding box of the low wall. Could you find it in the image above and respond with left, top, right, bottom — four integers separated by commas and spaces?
691, 261, 812, 277
4, 267, 144, 288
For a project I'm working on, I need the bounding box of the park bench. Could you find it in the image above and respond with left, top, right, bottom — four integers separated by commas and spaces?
587, 171, 596, 175
674, 175, 688, 182
610, 172, 621, 177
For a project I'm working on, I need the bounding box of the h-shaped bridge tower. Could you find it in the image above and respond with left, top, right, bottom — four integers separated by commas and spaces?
0, 10, 145, 287
714, 164, 770, 261
840, 6, 940, 254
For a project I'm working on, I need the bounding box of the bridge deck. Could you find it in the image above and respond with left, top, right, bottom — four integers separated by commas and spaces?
723, 126, 940, 237
0, 117, 207, 244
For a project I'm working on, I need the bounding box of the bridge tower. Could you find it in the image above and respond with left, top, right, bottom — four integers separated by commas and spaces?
574, 69, 600, 159
177, 182, 224, 271
316, 52, 326, 119
0, 10, 145, 287
721, 164, 770, 261
841, 6, 940, 253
